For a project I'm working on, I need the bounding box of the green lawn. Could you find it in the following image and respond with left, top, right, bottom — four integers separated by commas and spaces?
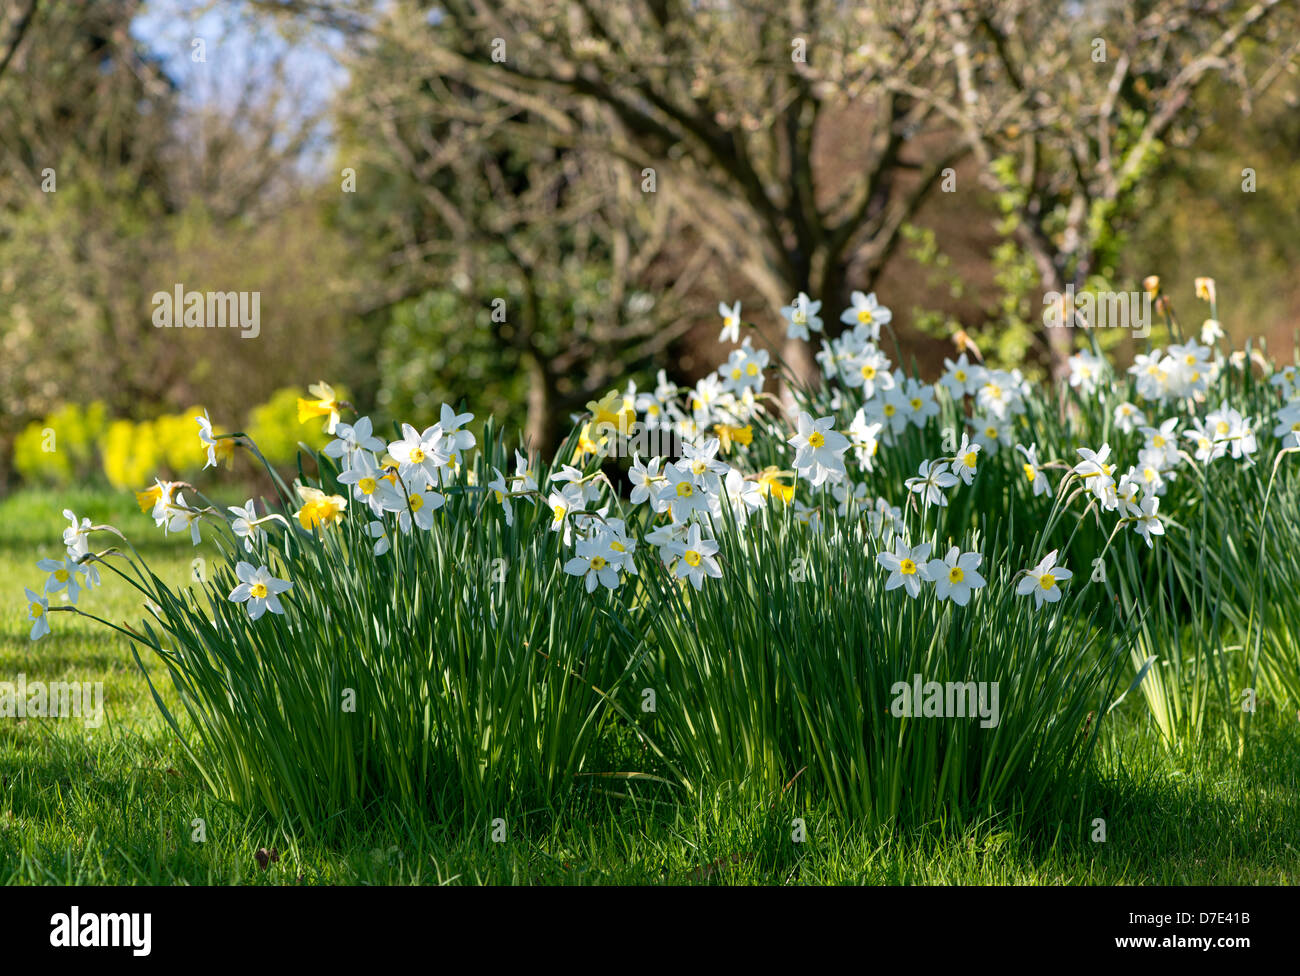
2, 487, 1297, 885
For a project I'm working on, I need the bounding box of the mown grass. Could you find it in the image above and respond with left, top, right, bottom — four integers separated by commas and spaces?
2, 487, 1298, 884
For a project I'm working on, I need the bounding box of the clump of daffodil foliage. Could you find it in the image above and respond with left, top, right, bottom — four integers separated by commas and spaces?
24, 278, 1300, 826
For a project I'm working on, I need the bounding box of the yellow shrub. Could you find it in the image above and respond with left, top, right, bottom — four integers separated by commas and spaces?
13, 401, 108, 483
246, 386, 337, 467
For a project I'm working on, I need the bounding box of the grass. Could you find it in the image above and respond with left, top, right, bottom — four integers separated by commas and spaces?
3, 486, 1298, 884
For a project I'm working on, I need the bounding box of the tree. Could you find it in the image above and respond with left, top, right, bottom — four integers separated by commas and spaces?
925, 0, 1298, 375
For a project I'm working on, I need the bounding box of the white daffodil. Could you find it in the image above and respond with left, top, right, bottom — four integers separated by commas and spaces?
436, 403, 477, 455
1129, 351, 1170, 401
681, 437, 728, 480
337, 453, 397, 517
953, 433, 981, 486
196, 409, 221, 469
663, 461, 707, 521
788, 412, 849, 487
718, 301, 741, 343
1112, 401, 1146, 434
939, 354, 983, 399
1139, 418, 1181, 468
925, 547, 986, 606
839, 290, 891, 340
1128, 493, 1164, 548
669, 524, 722, 590
1072, 445, 1118, 509
227, 499, 266, 552
718, 468, 765, 526
900, 377, 940, 429
388, 423, 447, 485
971, 415, 1012, 454
1184, 420, 1226, 465
37, 555, 86, 604
62, 509, 93, 559
1205, 404, 1256, 460
842, 347, 894, 399
877, 540, 933, 598
26, 588, 51, 640
848, 410, 883, 472
165, 492, 204, 545
832, 479, 869, 517
1269, 364, 1298, 400
1017, 550, 1072, 608
547, 484, 586, 544
645, 521, 688, 568
487, 467, 515, 526
868, 498, 906, 539
1272, 400, 1300, 449
1015, 443, 1050, 496
323, 416, 386, 464
629, 454, 663, 507
1067, 352, 1105, 396
780, 292, 823, 341
396, 487, 444, 533
366, 520, 391, 557
565, 535, 622, 593
228, 562, 293, 620
905, 459, 958, 508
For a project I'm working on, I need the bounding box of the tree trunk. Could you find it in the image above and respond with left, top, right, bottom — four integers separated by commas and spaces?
524, 351, 558, 455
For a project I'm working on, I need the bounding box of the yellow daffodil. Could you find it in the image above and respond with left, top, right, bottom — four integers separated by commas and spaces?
713, 423, 753, 452
297, 382, 341, 434
757, 466, 794, 504
293, 485, 347, 530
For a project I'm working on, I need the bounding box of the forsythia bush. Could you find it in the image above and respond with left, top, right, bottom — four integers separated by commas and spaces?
12, 401, 108, 483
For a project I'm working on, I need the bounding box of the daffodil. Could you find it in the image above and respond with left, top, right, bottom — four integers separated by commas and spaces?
488, 467, 515, 526
1072, 445, 1118, 509
62, 509, 93, 559
293, 486, 348, 531
757, 466, 795, 504
338, 454, 398, 517
165, 492, 205, 545
1017, 550, 1072, 608
780, 292, 823, 341
905, 459, 958, 508
1126, 493, 1164, 548
839, 290, 891, 340
322, 416, 386, 464
297, 381, 342, 434
788, 412, 849, 487
663, 462, 707, 521
37, 555, 86, 604
939, 354, 983, 399
925, 547, 986, 606
564, 535, 622, 592
26, 588, 51, 640
1271, 400, 1300, 449
227, 499, 268, 552
228, 562, 293, 620
718, 301, 741, 343
1068, 352, 1105, 396
388, 423, 447, 484
1015, 443, 1050, 496
952, 433, 981, 486
1112, 401, 1146, 434
668, 524, 721, 590
395, 487, 443, 533
877, 540, 933, 598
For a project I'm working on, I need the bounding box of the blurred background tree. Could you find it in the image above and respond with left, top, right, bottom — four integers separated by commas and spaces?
1, 0, 1298, 486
